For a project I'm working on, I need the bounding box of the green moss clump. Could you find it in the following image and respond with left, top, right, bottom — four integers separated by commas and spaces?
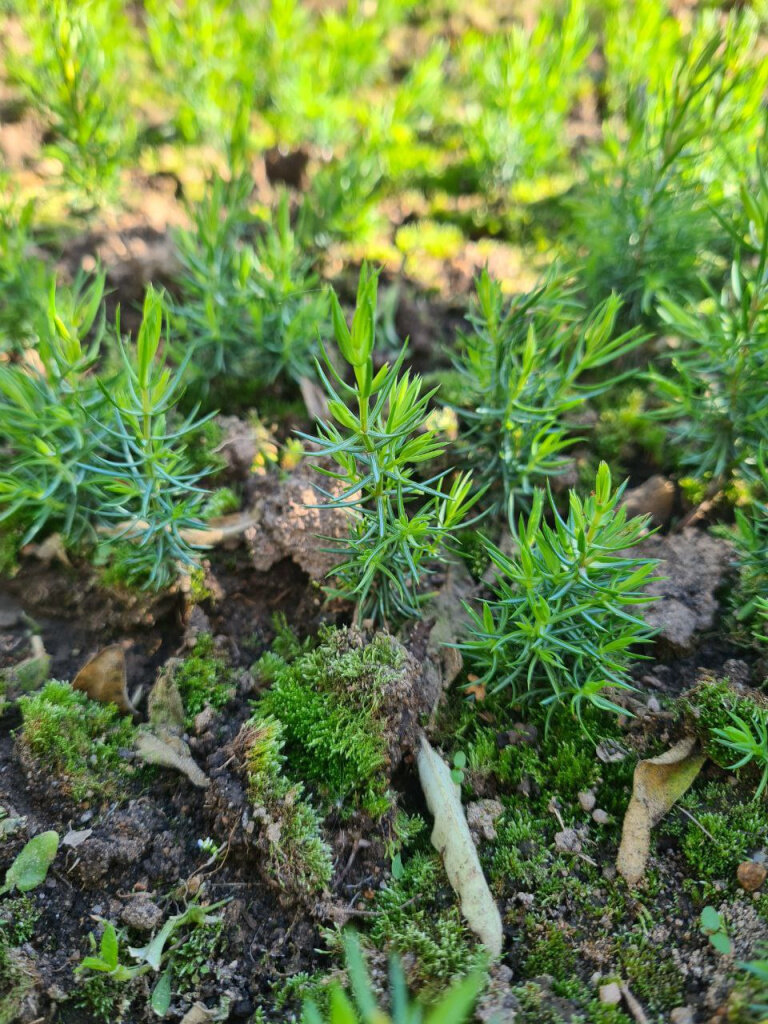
368, 852, 486, 997
619, 941, 685, 1013
245, 715, 332, 895
673, 781, 768, 882
174, 633, 235, 728
255, 626, 405, 818
681, 677, 768, 767
19, 681, 136, 801
0, 895, 38, 947
523, 922, 576, 980
202, 486, 239, 519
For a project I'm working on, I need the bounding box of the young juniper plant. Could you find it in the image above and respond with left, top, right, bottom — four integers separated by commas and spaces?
451, 269, 643, 514
460, 462, 658, 727
304, 264, 479, 626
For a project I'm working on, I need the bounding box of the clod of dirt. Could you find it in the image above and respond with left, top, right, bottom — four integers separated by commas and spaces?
466, 799, 504, 842
121, 895, 164, 932
621, 475, 676, 526
245, 468, 350, 581
215, 415, 267, 477
631, 529, 733, 656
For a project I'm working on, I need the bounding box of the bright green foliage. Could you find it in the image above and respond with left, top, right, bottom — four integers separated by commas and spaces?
700, 906, 733, 955
652, 160, 768, 482
11, 0, 135, 202
674, 780, 768, 881
738, 950, 768, 1018
305, 264, 478, 624
711, 710, 768, 801
302, 931, 483, 1024
0, 273, 108, 546
18, 681, 136, 802
0, 831, 58, 896
451, 270, 642, 511
256, 626, 402, 818
172, 185, 327, 401
572, 11, 766, 323
0, 895, 39, 947
726, 455, 768, 635
173, 632, 235, 729
460, 463, 658, 722
143, 0, 255, 144
92, 286, 212, 589
460, 0, 590, 191
0, 277, 213, 589
244, 715, 332, 894
0, 190, 51, 355
594, 387, 667, 474
367, 853, 487, 999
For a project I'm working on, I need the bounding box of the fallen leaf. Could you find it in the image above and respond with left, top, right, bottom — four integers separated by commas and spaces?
147, 662, 185, 733
616, 735, 705, 885
465, 682, 486, 702
73, 646, 138, 718
61, 828, 93, 848
180, 1003, 216, 1024
1, 830, 59, 894
21, 532, 71, 567
135, 729, 208, 789
417, 734, 502, 957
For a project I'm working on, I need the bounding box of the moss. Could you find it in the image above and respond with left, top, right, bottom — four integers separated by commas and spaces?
244, 715, 332, 894
174, 919, 226, 992
202, 486, 239, 519
174, 632, 235, 728
594, 386, 666, 472
675, 781, 768, 881
681, 677, 768, 769
512, 979, 633, 1024
18, 681, 136, 802
255, 626, 404, 818
0, 895, 38, 946
523, 921, 576, 981
619, 940, 685, 1012
367, 852, 486, 998
70, 974, 131, 1023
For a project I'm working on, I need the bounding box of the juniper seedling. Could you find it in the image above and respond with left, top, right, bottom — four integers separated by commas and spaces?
11, 0, 135, 204
711, 708, 768, 801
460, 462, 658, 725
304, 264, 479, 625
0, 273, 109, 546
571, 14, 766, 323
92, 286, 212, 590
172, 184, 326, 402
652, 160, 768, 484
451, 269, 642, 512
301, 931, 483, 1024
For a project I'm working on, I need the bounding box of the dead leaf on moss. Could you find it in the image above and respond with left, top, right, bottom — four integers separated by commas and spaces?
21, 532, 71, 568
135, 729, 208, 789
72, 645, 138, 719
616, 735, 705, 886
417, 734, 502, 957
147, 662, 185, 733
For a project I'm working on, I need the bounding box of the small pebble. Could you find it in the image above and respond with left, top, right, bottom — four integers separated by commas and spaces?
592, 809, 610, 825
737, 860, 767, 892
578, 790, 596, 813
598, 982, 622, 1005
670, 1007, 695, 1024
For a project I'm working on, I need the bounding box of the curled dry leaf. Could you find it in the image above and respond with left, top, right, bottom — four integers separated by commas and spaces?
134, 730, 208, 789
616, 735, 705, 886
417, 734, 503, 957
72, 645, 138, 718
